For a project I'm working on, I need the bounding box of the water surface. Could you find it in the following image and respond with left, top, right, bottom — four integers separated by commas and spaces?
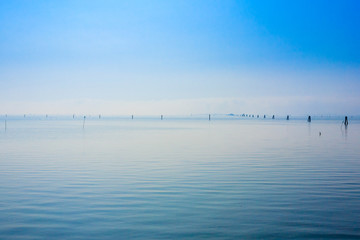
1, 118, 359, 239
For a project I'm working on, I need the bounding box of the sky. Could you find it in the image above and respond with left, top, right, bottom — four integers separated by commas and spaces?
0, 0, 359, 115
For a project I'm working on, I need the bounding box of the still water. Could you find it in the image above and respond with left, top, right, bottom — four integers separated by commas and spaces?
0, 117, 359, 239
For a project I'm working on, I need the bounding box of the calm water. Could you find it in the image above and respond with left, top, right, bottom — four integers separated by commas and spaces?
1, 117, 360, 239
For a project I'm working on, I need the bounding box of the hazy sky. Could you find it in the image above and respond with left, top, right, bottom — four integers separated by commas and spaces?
1, 0, 359, 115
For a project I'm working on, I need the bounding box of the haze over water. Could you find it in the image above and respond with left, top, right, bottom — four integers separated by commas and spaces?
1, 118, 359, 239
1, 0, 360, 239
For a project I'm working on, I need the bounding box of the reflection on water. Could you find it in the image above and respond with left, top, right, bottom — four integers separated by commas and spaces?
0, 119, 360, 239
342, 124, 348, 139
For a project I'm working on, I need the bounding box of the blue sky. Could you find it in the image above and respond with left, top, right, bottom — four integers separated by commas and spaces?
1, 0, 359, 115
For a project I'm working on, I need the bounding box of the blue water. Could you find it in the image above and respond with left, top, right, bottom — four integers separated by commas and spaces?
0, 117, 359, 239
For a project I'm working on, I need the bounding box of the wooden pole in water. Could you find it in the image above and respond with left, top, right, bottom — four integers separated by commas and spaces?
161, 115, 163, 120
307, 116, 311, 122
344, 116, 348, 126
4, 114, 7, 131
99, 114, 101, 119
73, 114, 75, 119
209, 114, 211, 121
132, 115, 134, 119
83, 116, 86, 129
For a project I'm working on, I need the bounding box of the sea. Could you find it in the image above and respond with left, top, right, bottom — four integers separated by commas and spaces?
0, 115, 359, 239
